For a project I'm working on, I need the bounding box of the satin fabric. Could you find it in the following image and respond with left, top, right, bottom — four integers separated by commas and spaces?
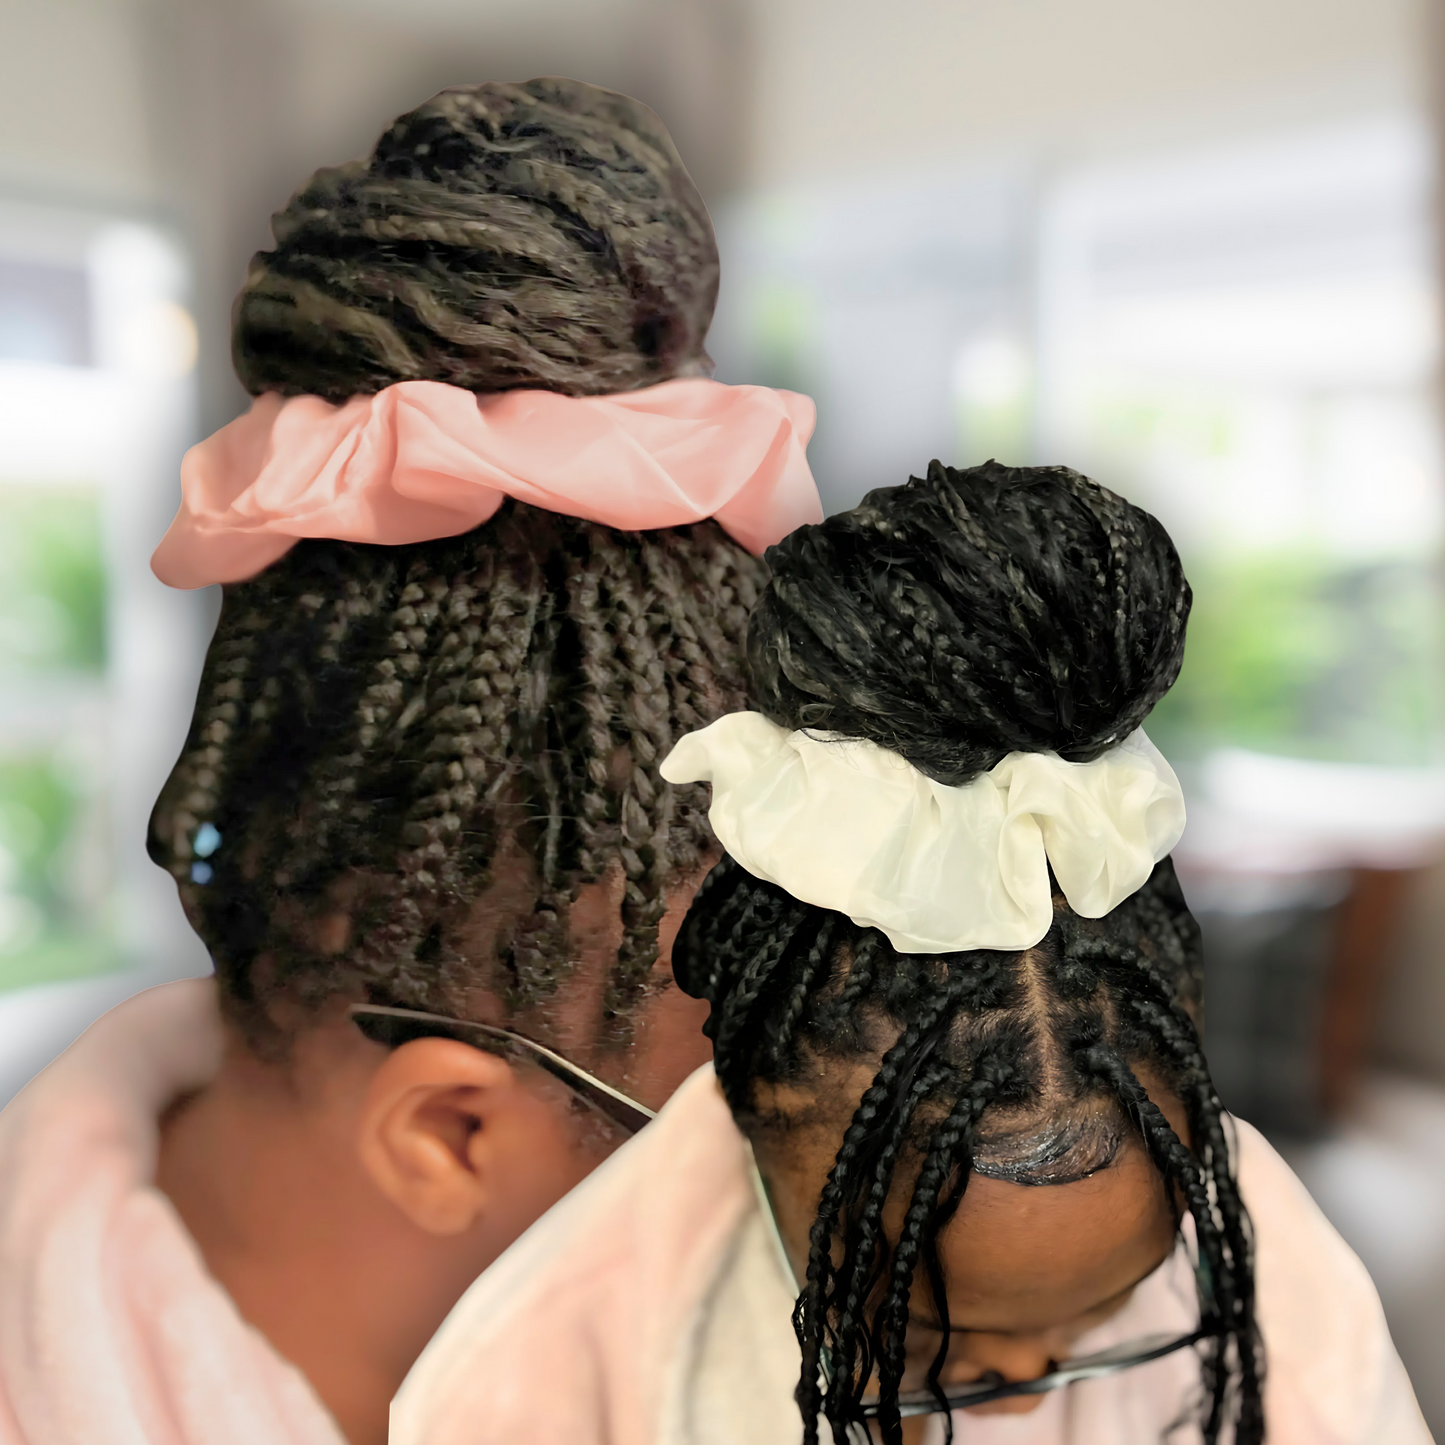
661, 717, 1187, 954
151, 378, 822, 589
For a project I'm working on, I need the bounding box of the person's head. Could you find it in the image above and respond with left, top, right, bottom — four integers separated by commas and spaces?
672, 461, 1262, 1445
232, 78, 719, 400
148, 78, 756, 1347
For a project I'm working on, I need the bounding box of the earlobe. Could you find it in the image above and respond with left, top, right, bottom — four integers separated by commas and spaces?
356, 1039, 517, 1236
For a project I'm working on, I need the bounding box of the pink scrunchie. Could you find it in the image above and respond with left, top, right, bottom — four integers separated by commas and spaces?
151, 378, 822, 589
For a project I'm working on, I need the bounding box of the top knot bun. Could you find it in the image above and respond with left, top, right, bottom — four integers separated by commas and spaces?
233, 78, 718, 402
748, 460, 1191, 785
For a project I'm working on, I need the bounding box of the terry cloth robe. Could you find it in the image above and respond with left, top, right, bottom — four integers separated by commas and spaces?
0, 978, 346, 1445
392, 1064, 1434, 1445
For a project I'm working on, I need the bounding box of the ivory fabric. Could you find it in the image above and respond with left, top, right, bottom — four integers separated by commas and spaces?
391, 1065, 1433, 1445
660, 717, 1187, 953
0, 979, 345, 1445
151, 378, 822, 589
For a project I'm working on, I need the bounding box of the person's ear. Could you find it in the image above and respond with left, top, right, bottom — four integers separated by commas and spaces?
354, 1038, 519, 1236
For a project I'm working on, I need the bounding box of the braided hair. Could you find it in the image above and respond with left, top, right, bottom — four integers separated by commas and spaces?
233, 79, 718, 401
673, 461, 1263, 1445
149, 82, 764, 1059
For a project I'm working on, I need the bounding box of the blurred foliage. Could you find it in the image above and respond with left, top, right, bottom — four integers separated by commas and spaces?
0, 932, 116, 993
0, 748, 114, 991
1095, 394, 1235, 460
0, 484, 114, 993
746, 282, 818, 397
1148, 548, 1444, 765
0, 754, 74, 901
957, 394, 1033, 468
0, 485, 106, 673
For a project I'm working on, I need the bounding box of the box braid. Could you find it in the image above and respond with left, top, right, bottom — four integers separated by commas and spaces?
150, 504, 762, 1057
232, 79, 718, 402
747, 459, 1189, 782
150, 79, 762, 1057
669, 461, 1262, 1444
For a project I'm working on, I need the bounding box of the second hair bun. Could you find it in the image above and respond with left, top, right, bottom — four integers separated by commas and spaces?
747, 460, 1191, 786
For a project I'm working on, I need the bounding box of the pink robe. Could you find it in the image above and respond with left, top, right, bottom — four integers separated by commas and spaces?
0, 979, 345, 1445
392, 1066, 1433, 1445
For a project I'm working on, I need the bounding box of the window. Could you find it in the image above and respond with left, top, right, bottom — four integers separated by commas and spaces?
711, 115, 1443, 769
0, 202, 205, 994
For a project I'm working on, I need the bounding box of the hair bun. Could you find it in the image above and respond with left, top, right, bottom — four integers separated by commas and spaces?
747, 460, 1190, 786
233, 78, 718, 401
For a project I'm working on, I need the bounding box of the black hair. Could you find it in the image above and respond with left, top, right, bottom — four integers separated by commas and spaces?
233, 79, 718, 402
150, 82, 760, 1060
673, 461, 1262, 1445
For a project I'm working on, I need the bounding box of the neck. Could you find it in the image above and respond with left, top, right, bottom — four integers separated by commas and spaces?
154, 1042, 495, 1445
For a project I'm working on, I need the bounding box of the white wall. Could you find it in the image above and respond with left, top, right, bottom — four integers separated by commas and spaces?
5, 0, 1422, 218
744, 0, 1424, 184
0, 0, 156, 201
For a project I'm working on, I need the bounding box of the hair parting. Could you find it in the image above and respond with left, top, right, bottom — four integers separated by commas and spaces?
671, 460, 1263, 1444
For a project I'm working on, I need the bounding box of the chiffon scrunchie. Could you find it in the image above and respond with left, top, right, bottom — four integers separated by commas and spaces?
152, 378, 822, 588
661, 714, 1186, 954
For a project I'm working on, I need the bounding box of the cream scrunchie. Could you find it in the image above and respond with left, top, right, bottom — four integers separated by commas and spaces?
660, 714, 1186, 954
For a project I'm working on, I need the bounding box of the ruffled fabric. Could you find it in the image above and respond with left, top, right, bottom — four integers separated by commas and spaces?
151, 379, 822, 589
660, 716, 1186, 953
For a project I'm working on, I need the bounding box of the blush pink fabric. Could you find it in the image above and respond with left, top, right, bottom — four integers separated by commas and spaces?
151, 379, 822, 589
0, 980, 345, 1445
392, 1066, 1433, 1445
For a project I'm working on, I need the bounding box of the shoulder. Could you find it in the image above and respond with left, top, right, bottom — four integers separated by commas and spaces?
663, 1203, 803, 1445
0, 977, 223, 1230
1234, 1119, 1433, 1444
392, 1065, 758, 1445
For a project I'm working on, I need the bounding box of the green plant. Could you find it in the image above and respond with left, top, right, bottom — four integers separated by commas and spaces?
0, 747, 115, 990
1148, 549, 1443, 765
0, 485, 114, 991
0, 485, 106, 673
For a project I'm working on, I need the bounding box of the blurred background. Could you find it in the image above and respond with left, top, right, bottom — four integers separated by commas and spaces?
2, 0, 1445, 1425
